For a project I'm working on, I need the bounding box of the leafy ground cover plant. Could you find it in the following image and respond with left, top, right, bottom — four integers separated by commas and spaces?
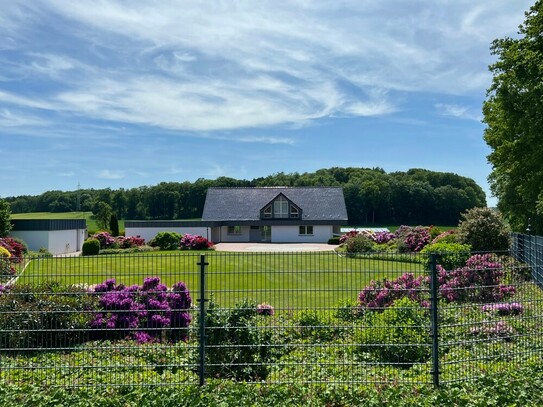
355, 297, 431, 365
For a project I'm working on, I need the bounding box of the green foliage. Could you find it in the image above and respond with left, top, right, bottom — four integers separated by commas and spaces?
428, 225, 441, 240
327, 237, 340, 245
457, 207, 511, 252
82, 238, 100, 256
202, 299, 280, 381
344, 234, 374, 254
419, 241, 472, 270
0, 282, 95, 350
94, 201, 112, 231
148, 231, 181, 250
355, 297, 430, 365
294, 309, 337, 342
0, 199, 12, 238
483, 2, 543, 234
109, 213, 119, 237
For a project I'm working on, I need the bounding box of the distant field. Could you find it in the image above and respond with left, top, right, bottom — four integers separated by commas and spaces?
11, 211, 123, 234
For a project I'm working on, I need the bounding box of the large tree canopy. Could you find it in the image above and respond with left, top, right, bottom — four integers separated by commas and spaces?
483, 1, 543, 234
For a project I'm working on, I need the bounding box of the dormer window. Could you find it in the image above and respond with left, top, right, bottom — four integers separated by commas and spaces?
260, 194, 301, 219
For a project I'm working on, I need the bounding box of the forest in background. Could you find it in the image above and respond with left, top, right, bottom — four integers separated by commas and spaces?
5, 167, 486, 226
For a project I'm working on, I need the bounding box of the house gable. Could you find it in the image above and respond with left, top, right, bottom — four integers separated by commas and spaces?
259, 193, 302, 220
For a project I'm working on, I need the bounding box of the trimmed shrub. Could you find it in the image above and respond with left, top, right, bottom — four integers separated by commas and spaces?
344, 234, 374, 254
327, 237, 340, 245
355, 297, 430, 365
457, 207, 511, 252
419, 241, 472, 270
149, 232, 182, 250
82, 238, 100, 256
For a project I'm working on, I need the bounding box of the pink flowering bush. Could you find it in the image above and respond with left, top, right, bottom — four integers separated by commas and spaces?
373, 231, 396, 244
90, 277, 192, 343
180, 234, 213, 250
339, 231, 361, 245
402, 226, 431, 252
92, 232, 116, 249
470, 320, 515, 340
256, 303, 275, 316
358, 272, 429, 310
116, 235, 145, 249
482, 302, 523, 316
438, 254, 516, 303
0, 237, 26, 262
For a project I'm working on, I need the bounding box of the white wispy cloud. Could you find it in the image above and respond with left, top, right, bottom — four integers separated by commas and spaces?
435, 103, 482, 121
98, 170, 125, 180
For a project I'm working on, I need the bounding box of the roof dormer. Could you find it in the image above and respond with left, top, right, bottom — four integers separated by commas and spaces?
260, 193, 302, 220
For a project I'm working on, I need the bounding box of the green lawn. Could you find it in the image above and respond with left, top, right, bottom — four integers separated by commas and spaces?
17, 251, 424, 309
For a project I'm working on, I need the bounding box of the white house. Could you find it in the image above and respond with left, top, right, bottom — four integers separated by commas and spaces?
10, 219, 86, 255
126, 187, 348, 244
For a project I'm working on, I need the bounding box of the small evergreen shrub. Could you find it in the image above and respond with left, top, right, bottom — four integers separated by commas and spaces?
344, 234, 374, 254
419, 241, 472, 270
295, 309, 337, 342
429, 225, 442, 241
355, 297, 430, 365
82, 239, 100, 256
431, 229, 458, 244
457, 207, 511, 252
327, 237, 340, 245
148, 232, 182, 250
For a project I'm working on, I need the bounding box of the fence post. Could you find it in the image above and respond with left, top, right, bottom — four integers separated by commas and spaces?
429, 253, 440, 388
197, 254, 209, 386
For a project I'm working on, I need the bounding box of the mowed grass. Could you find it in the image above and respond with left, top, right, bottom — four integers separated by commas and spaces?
17, 251, 425, 309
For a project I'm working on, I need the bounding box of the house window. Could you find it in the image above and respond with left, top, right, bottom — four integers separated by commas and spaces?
299, 225, 314, 235
273, 196, 289, 218
227, 225, 242, 235
263, 205, 272, 218
289, 205, 299, 219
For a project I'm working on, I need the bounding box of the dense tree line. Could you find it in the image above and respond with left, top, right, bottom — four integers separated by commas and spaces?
5, 167, 486, 226
483, 1, 543, 234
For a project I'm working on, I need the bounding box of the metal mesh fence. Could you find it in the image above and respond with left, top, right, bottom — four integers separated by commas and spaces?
0, 249, 541, 388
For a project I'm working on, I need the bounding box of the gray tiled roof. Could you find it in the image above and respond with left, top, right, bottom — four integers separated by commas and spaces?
202, 187, 348, 222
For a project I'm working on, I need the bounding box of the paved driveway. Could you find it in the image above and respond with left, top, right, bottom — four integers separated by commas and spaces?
213, 242, 338, 252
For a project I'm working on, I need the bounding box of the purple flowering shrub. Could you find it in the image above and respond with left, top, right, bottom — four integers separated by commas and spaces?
92, 232, 116, 249
90, 277, 192, 343
482, 302, 523, 316
180, 234, 214, 250
438, 254, 516, 303
402, 226, 431, 252
358, 273, 429, 310
372, 231, 396, 244
339, 231, 361, 245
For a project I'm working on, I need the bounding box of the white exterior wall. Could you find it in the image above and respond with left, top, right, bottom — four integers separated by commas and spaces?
10, 231, 49, 253
10, 229, 86, 255
218, 225, 251, 242
271, 225, 333, 243
124, 227, 212, 244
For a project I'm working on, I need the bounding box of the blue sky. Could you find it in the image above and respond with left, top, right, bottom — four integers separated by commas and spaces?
0, 1, 534, 206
